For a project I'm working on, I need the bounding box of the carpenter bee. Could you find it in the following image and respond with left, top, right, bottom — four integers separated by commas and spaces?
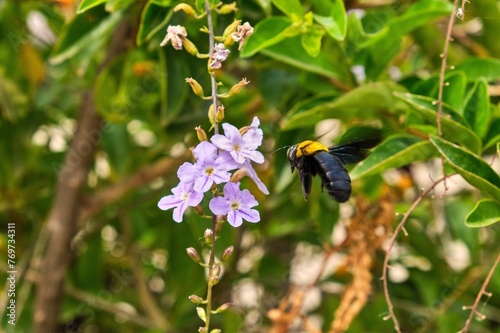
286, 134, 380, 203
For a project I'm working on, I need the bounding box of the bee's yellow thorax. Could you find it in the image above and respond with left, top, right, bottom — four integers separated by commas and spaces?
296, 140, 328, 157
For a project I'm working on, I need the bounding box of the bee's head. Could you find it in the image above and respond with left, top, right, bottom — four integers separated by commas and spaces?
286, 144, 299, 172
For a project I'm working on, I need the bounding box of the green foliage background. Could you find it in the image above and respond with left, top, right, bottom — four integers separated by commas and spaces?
1, 0, 500, 332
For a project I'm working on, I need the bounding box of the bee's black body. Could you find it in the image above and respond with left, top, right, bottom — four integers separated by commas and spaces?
287, 138, 378, 203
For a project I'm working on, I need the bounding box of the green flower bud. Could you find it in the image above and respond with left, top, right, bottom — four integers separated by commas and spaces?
195, 126, 208, 142
210, 265, 221, 285
221, 246, 234, 262
218, 2, 238, 14
186, 247, 202, 264
173, 3, 197, 16
204, 228, 214, 245
222, 19, 242, 38
188, 294, 204, 304
215, 105, 225, 123
185, 78, 204, 98
183, 38, 199, 56
228, 78, 249, 97
214, 302, 233, 313
208, 104, 216, 125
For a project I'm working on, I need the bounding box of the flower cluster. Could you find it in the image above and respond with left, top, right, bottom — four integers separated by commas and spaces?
158, 117, 268, 227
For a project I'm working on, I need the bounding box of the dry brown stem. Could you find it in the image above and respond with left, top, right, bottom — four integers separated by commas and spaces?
268, 191, 395, 333
331, 193, 395, 332
460, 251, 500, 332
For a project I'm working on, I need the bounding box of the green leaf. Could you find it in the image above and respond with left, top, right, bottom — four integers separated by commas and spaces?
409, 71, 466, 112
282, 81, 405, 130
300, 24, 324, 57
51, 8, 123, 64
258, 36, 353, 85
394, 92, 481, 153
136, 1, 173, 45
430, 135, 500, 201
0, 69, 28, 121
442, 71, 466, 112
77, 0, 107, 13
454, 57, 500, 82
360, 0, 451, 48
272, 0, 304, 19
465, 199, 500, 228
463, 78, 490, 139
350, 135, 437, 180
151, 0, 172, 5
161, 48, 190, 126
105, 0, 135, 12
195, 0, 204, 11
359, 0, 451, 80
94, 54, 133, 123
313, 0, 347, 41
241, 16, 299, 57
484, 118, 500, 151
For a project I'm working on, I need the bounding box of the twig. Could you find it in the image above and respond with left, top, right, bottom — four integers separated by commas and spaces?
79, 152, 189, 223
381, 175, 448, 332
65, 285, 155, 329
119, 211, 170, 330
436, 0, 460, 136
460, 251, 500, 333
414, 265, 483, 333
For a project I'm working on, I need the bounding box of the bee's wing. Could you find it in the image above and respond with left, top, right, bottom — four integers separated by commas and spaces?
328, 137, 380, 165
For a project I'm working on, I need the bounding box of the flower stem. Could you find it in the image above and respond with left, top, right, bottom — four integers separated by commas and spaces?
205, 0, 219, 135
203, 215, 218, 332
204, 2, 219, 331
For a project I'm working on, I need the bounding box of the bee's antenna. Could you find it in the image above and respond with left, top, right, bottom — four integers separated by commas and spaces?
272, 146, 290, 156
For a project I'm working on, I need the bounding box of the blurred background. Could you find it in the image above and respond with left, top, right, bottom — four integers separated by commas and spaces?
1, 0, 500, 332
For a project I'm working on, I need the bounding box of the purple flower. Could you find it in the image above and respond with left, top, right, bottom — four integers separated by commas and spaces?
158, 182, 203, 222
211, 117, 264, 165
209, 182, 260, 227
210, 43, 230, 69
178, 141, 238, 193
239, 160, 269, 195
160, 25, 187, 50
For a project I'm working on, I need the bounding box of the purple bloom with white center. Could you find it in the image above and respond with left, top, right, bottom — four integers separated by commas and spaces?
209, 182, 260, 227
158, 181, 203, 222
178, 141, 238, 193
211, 117, 264, 165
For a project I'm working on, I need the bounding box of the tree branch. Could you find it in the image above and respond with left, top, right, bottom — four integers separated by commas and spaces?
460, 251, 500, 333
79, 152, 189, 223
381, 175, 448, 333
33, 21, 132, 333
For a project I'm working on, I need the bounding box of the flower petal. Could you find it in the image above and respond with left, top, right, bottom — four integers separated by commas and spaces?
237, 207, 260, 223
187, 188, 204, 205
241, 161, 269, 195
158, 195, 182, 210
221, 123, 242, 143
211, 134, 233, 151
172, 202, 188, 222
227, 210, 243, 227
193, 141, 217, 161
239, 188, 258, 207
209, 196, 229, 215
216, 151, 239, 170
178, 162, 199, 183
240, 150, 264, 164
194, 175, 212, 193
